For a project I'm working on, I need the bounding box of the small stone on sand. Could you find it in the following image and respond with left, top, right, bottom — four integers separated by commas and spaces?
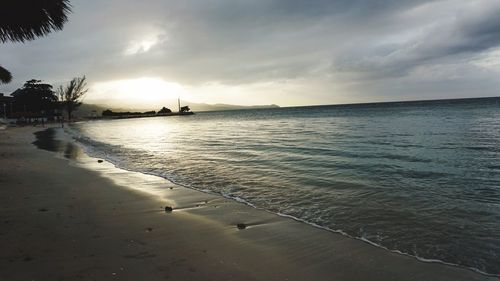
236, 223, 247, 229
97, 159, 104, 163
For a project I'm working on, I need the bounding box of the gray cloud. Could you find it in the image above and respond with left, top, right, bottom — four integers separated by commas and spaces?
1, 0, 499, 104
332, 1, 500, 79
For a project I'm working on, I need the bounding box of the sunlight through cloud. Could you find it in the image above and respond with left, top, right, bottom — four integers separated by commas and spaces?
124, 31, 166, 55
86, 77, 186, 109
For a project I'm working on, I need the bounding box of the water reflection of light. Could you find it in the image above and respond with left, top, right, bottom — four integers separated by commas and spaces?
84, 119, 177, 154
126, 119, 179, 152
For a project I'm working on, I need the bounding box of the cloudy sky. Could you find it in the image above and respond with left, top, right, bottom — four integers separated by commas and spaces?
1, 0, 500, 108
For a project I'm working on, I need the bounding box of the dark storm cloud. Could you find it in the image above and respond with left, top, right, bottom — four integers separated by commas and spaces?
452, 7, 500, 54
333, 1, 500, 79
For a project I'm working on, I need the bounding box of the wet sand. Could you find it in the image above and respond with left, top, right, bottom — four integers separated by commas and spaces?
0, 126, 498, 281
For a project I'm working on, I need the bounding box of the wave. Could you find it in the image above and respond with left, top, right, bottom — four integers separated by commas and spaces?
64, 124, 500, 277
202, 184, 500, 277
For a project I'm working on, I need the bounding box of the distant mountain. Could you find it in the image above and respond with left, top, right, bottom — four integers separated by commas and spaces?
187, 102, 279, 112
73, 104, 145, 118
73, 104, 106, 118
74, 102, 279, 117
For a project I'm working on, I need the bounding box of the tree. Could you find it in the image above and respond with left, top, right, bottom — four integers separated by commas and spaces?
0, 0, 71, 83
0, 0, 71, 43
158, 107, 172, 114
102, 109, 114, 116
11, 79, 58, 115
57, 76, 88, 120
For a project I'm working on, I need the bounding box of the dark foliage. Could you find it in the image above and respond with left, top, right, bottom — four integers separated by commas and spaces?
158, 107, 172, 114
11, 79, 58, 115
0, 0, 71, 43
57, 76, 88, 120
102, 109, 114, 116
102, 110, 158, 117
0, 0, 71, 84
0, 65, 12, 83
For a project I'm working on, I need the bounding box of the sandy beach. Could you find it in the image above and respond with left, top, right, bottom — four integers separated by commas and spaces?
0, 126, 498, 281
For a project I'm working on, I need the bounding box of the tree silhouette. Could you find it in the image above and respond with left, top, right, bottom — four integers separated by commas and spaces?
0, 0, 71, 83
102, 109, 114, 116
158, 107, 172, 114
11, 79, 58, 115
0, 0, 71, 43
57, 76, 88, 120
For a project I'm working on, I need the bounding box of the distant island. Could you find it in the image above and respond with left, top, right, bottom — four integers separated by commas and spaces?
187, 103, 280, 112
74, 102, 280, 118
100, 105, 193, 119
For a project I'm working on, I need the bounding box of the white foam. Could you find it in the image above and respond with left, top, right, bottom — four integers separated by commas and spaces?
61, 126, 499, 278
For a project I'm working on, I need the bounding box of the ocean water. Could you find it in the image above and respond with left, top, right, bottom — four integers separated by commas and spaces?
68, 97, 500, 275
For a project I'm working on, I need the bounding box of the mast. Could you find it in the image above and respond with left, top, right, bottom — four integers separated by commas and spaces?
178, 97, 181, 112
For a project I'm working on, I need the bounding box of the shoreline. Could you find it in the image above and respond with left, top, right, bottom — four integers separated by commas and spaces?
1, 126, 498, 281
65, 124, 499, 278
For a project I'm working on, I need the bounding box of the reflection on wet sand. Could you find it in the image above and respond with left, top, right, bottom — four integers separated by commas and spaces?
33, 128, 81, 159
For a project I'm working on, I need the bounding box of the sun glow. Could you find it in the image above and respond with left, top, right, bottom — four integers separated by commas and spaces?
125, 38, 158, 55
124, 29, 167, 56
86, 77, 186, 109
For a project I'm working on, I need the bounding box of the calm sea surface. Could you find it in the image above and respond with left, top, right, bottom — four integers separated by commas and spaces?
68, 97, 500, 275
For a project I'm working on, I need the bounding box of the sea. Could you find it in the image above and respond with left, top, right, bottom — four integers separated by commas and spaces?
67, 97, 500, 275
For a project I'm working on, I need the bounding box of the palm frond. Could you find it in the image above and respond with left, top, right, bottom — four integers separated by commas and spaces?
0, 0, 72, 43
0, 66, 12, 83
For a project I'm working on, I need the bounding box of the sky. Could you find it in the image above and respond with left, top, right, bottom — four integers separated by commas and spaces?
1, 0, 500, 108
